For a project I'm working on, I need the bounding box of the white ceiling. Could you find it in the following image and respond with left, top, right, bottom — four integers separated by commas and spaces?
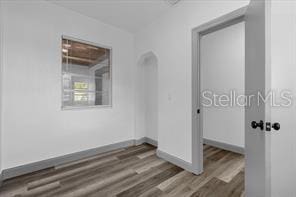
49, 0, 174, 33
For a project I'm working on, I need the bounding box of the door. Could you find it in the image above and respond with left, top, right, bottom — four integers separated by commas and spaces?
268, 1, 296, 196
245, 0, 271, 196
246, 0, 296, 196
192, 6, 247, 175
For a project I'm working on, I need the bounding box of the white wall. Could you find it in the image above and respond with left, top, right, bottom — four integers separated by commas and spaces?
135, 1, 249, 163
0, 1, 135, 169
143, 57, 158, 141
134, 53, 158, 141
135, 54, 158, 141
201, 22, 245, 148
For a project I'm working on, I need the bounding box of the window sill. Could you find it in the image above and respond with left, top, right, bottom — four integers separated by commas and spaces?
61, 105, 112, 111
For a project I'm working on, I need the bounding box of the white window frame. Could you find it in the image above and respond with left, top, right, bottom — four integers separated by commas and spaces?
61, 35, 113, 110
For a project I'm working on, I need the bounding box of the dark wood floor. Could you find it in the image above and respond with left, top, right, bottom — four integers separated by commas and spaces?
0, 144, 244, 197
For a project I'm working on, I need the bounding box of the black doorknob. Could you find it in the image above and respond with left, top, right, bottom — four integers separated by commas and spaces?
251, 120, 264, 130
272, 122, 280, 131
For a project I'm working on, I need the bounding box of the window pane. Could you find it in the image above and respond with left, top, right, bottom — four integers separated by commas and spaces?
62, 37, 111, 108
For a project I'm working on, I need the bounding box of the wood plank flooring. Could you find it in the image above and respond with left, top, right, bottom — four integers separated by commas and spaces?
0, 144, 245, 197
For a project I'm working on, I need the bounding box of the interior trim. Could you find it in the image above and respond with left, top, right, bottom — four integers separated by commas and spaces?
135, 137, 158, 147
203, 138, 244, 155
1, 138, 158, 181
191, 5, 247, 175
156, 150, 192, 172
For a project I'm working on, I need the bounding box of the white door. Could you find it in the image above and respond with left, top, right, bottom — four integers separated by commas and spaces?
246, 0, 296, 196
269, 1, 296, 196
245, 0, 271, 196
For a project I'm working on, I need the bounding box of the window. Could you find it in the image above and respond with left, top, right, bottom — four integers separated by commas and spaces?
62, 36, 112, 109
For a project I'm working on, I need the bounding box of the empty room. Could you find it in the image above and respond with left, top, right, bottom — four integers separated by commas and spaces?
0, 0, 296, 197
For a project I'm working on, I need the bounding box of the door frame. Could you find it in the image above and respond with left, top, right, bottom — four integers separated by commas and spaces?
191, 6, 248, 175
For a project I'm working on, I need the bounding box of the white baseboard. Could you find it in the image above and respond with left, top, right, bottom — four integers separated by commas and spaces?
1, 137, 158, 181
0, 137, 244, 182
203, 138, 244, 154
135, 137, 158, 146
1, 139, 135, 180
156, 149, 192, 172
